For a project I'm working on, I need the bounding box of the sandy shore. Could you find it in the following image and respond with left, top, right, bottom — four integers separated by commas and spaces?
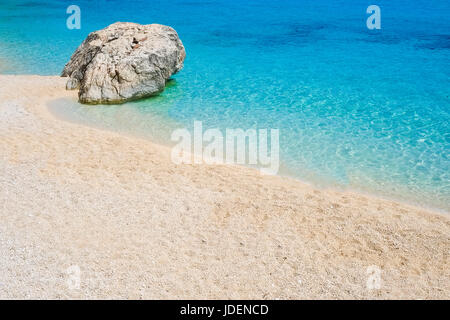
0, 75, 448, 299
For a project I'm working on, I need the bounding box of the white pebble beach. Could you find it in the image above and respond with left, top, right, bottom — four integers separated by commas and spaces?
0, 75, 448, 299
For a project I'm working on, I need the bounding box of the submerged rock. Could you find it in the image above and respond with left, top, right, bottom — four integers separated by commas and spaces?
61, 22, 186, 104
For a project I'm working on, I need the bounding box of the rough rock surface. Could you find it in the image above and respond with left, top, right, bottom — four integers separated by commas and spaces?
61, 22, 186, 104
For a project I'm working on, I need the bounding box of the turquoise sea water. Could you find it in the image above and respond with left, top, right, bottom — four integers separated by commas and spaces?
1, 0, 449, 210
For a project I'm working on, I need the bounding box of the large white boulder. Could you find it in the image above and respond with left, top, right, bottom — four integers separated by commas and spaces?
62, 22, 186, 104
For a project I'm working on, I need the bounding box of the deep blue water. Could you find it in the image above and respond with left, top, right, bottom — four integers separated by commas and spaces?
1, 0, 449, 210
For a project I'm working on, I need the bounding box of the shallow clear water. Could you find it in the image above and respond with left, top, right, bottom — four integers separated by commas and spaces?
1, 0, 449, 210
